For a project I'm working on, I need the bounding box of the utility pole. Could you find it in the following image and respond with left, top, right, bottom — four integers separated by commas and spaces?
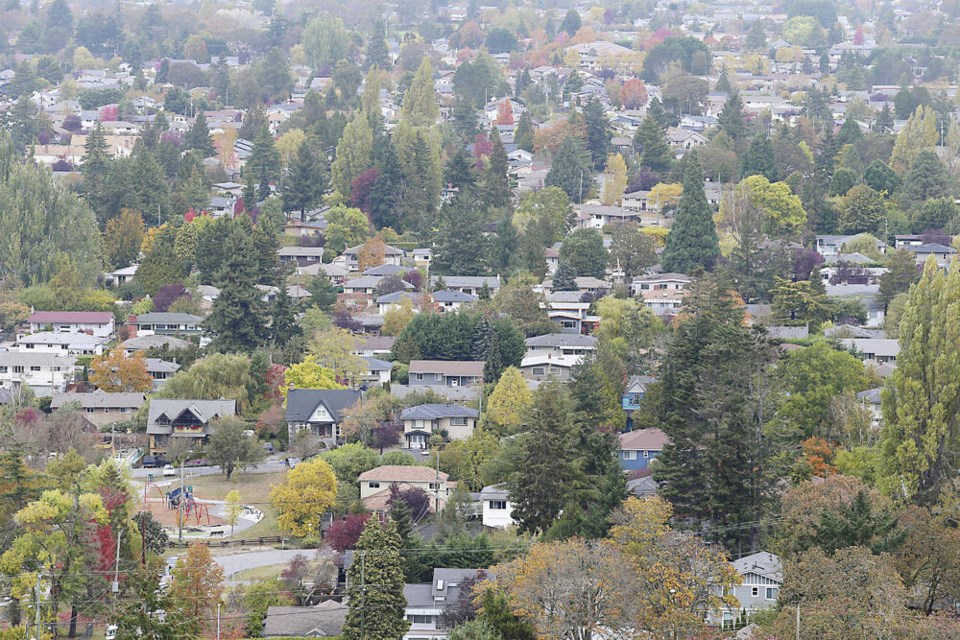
434, 449, 441, 523
795, 603, 800, 640
34, 577, 41, 640
112, 530, 124, 593
359, 550, 366, 640
178, 462, 185, 544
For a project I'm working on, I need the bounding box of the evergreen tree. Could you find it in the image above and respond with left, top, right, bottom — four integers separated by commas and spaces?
715, 65, 732, 93
740, 134, 779, 181
661, 151, 719, 273
483, 127, 511, 209
270, 275, 301, 347
444, 145, 477, 194
559, 228, 608, 279
864, 160, 901, 195
432, 191, 489, 275
514, 110, 534, 152
509, 381, 580, 535
184, 111, 216, 157
718, 91, 747, 142
366, 19, 390, 70
205, 221, 268, 352
582, 98, 611, 170
552, 260, 577, 291
400, 130, 441, 236
81, 122, 111, 224
283, 139, 326, 214
836, 117, 863, 147
246, 127, 281, 194
342, 518, 409, 640
545, 136, 591, 203
874, 103, 894, 132
648, 278, 778, 552
904, 149, 948, 203
451, 97, 479, 141
369, 137, 403, 230
488, 212, 518, 274
633, 113, 673, 173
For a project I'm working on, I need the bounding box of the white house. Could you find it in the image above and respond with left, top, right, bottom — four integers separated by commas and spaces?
478, 484, 516, 528
0, 352, 78, 396
15, 332, 108, 356
28, 311, 115, 338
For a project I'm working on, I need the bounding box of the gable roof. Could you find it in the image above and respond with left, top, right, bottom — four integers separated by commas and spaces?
358, 465, 449, 483
262, 601, 347, 637
133, 312, 203, 325
284, 389, 362, 423
146, 399, 236, 433
733, 552, 783, 583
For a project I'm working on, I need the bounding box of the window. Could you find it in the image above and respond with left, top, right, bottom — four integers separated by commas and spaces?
532, 367, 545, 376
450, 417, 468, 427
640, 284, 649, 290
489, 500, 507, 510
429, 482, 439, 490
623, 450, 637, 460
0, 366, 7, 373
30, 366, 41, 372
24, 343, 33, 349
368, 481, 380, 489
766, 587, 778, 600
85, 408, 95, 413
406, 614, 433, 625
751, 587, 759, 598
643, 450, 649, 458
413, 373, 423, 381
12, 366, 23, 373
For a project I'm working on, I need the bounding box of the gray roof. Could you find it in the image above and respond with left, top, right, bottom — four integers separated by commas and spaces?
146, 399, 236, 435
0, 352, 77, 367
284, 389, 362, 423
262, 601, 347, 637
51, 390, 145, 410
0, 388, 13, 404
363, 356, 393, 372
144, 358, 181, 374
390, 384, 480, 403
857, 387, 882, 404
121, 335, 192, 351
432, 289, 479, 303
904, 243, 956, 254
525, 333, 597, 348
733, 552, 783, 583
839, 338, 900, 358
375, 290, 418, 304
409, 360, 484, 376
547, 291, 587, 303
402, 583, 435, 608
627, 475, 658, 498
430, 275, 501, 289
278, 246, 327, 257
766, 325, 810, 340
479, 483, 510, 501
362, 264, 406, 276
400, 403, 480, 420
342, 275, 387, 290
133, 312, 203, 325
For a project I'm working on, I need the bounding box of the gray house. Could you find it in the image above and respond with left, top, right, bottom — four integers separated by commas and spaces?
262, 600, 346, 637
400, 403, 479, 448
129, 312, 204, 337
146, 399, 236, 453
409, 360, 484, 387
284, 389, 363, 444
712, 551, 783, 626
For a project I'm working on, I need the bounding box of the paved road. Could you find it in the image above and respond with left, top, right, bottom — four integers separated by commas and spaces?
129, 458, 288, 479
212, 549, 310, 581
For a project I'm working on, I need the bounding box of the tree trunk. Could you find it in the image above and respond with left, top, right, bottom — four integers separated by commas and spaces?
68, 604, 78, 638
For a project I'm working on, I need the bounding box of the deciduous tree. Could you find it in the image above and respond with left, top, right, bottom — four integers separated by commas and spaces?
270, 457, 337, 537
90, 348, 153, 393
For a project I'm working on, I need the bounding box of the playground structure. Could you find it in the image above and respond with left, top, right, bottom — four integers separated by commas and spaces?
142, 478, 214, 528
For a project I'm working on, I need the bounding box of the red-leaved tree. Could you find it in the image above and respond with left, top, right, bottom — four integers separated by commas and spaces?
327, 514, 371, 552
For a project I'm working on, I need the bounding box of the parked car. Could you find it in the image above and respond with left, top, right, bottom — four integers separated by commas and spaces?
264, 442, 275, 454
162, 464, 177, 477
142, 455, 167, 468
105, 625, 117, 640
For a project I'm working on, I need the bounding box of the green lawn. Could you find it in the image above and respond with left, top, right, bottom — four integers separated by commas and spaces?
232, 563, 286, 582
186, 470, 287, 539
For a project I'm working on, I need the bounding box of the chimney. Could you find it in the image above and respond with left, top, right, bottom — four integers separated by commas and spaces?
125, 315, 138, 339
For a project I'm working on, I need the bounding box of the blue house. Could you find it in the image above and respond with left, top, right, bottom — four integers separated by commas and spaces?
623, 375, 655, 429
618, 428, 669, 472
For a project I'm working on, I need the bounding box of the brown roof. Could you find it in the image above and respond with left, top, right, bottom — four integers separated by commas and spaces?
357, 465, 450, 483
619, 428, 670, 451
362, 483, 447, 513
409, 360, 485, 376
29, 311, 113, 324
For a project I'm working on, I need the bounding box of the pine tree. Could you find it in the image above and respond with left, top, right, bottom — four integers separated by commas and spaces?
509, 382, 581, 535
342, 518, 409, 640
552, 260, 577, 291
545, 136, 591, 203
515, 110, 534, 152
483, 127, 511, 209
444, 146, 477, 194
369, 137, 402, 230
451, 97, 479, 141
81, 122, 111, 224
715, 65, 732, 93
740, 134, 778, 181
582, 98, 611, 170
874, 103, 894, 132
717, 91, 747, 142
836, 117, 863, 147
660, 152, 719, 274
366, 19, 390, 70
246, 127, 281, 194
633, 113, 673, 173
432, 191, 489, 275
205, 221, 268, 352
271, 275, 301, 347
283, 139, 326, 214
185, 111, 216, 157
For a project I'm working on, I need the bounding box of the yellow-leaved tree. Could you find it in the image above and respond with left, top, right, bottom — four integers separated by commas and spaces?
271, 457, 337, 537
601, 153, 628, 206
485, 366, 532, 433
90, 347, 154, 393
281, 354, 345, 398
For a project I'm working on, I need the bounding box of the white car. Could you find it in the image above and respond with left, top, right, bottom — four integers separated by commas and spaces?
105, 625, 117, 640
162, 464, 177, 477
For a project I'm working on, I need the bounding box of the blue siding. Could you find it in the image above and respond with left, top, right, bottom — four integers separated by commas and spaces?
619, 449, 660, 471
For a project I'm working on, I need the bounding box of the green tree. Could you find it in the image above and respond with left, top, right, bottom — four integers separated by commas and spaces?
879, 249, 920, 304
103, 208, 145, 269
740, 134, 779, 181
904, 149, 948, 203
545, 136, 591, 203
283, 139, 327, 214
559, 228, 608, 279
184, 111, 216, 157
661, 152, 719, 273
560, 9, 581, 36
81, 122, 111, 222
483, 127, 511, 209
771, 276, 833, 327
205, 221, 268, 352
864, 160, 901, 195
369, 136, 403, 230
890, 104, 938, 173
246, 127, 282, 195
839, 184, 887, 236
914, 197, 957, 233
515, 110, 534, 152
331, 113, 374, 197
324, 205, 369, 253
508, 382, 580, 535
718, 91, 747, 142
301, 14, 350, 71
342, 518, 410, 640
633, 113, 673, 173
433, 192, 489, 275
367, 19, 390, 69
880, 260, 960, 504
582, 98, 611, 170
206, 417, 266, 480
551, 260, 577, 291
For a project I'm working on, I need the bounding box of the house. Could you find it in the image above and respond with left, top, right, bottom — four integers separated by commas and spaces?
403, 569, 489, 640
575, 204, 641, 229
400, 403, 479, 448
343, 243, 405, 271
665, 127, 709, 149
409, 361, 484, 387
432, 290, 478, 313
262, 600, 347, 638
838, 338, 900, 366
714, 552, 782, 625
623, 375, 655, 428
146, 399, 236, 453
361, 356, 393, 387
28, 311, 115, 338
376, 291, 420, 315
15, 332, 108, 356
632, 273, 691, 313
106, 264, 138, 287
391, 384, 480, 404
520, 333, 597, 381
430, 276, 500, 297
145, 358, 180, 391
343, 275, 398, 296
857, 387, 882, 429
903, 243, 957, 268
412, 248, 432, 268
128, 313, 203, 337
478, 484, 516, 528
0, 352, 77, 396
278, 246, 326, 267
816, 234, 886, 257
358, 465, 452, 513
50, 390, 145, 429
352, 335, 396, 358
545, 291, 592, 334
618, 428, 669, 472
284, 389, 363, 444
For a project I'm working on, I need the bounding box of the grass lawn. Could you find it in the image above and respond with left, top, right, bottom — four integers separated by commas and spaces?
232, 563, 286, 582
186, 470, 287, 539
